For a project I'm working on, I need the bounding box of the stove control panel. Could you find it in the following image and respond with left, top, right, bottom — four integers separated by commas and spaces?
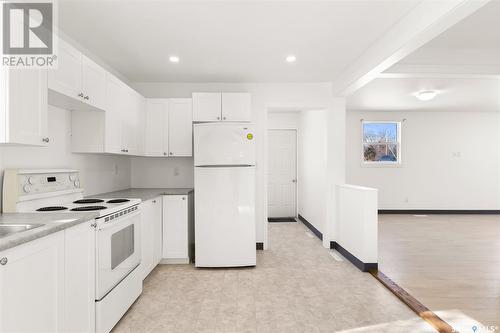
2, 169, 83, 213
17, 171, 81, 195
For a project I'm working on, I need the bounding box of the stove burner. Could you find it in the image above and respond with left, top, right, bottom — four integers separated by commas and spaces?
70, 206, 107, 212
73, 199, 104, 204
107, 199, 130, 204
37, 206, 68, 211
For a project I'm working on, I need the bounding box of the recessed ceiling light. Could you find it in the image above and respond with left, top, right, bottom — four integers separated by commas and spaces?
285, 55, 296, 63
169, 56, 180, 63
415, 90, 438, 101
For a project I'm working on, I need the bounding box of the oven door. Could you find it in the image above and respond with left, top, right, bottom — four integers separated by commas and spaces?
96, 206, 141, 300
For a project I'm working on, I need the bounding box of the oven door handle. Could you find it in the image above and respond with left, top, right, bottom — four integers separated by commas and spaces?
97, 210, 141, 230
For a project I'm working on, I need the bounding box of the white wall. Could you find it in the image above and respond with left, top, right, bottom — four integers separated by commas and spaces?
131, 157, 194, 188
0, 106, 131, 211
297, 110, 327, 233
267, 111, 300, 129
132, 82, 346, 246
346, 110, 500, 209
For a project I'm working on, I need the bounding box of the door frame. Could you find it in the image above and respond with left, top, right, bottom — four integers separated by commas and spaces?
266, 128, 299, 219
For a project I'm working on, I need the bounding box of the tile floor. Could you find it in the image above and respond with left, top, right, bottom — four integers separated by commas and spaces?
113, 222, 433, 332
379, 214, 500, 329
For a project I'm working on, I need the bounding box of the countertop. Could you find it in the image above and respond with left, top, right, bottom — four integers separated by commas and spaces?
0, 212, 98, 252
92, 188, 194, 202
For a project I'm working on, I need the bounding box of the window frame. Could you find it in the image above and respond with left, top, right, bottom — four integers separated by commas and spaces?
361, 120, 402, 167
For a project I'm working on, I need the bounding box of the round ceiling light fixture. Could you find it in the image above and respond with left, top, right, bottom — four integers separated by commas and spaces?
415, 90, 439, 101
169, 56, 180, 63
285, 55, 296, 63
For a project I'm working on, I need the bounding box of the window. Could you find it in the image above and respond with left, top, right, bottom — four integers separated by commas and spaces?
362, 121, 401, 164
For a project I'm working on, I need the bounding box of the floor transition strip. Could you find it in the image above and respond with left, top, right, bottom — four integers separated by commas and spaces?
369, 270, 456, 333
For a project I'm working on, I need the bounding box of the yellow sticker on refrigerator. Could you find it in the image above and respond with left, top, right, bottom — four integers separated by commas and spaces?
247, 133, 254, 140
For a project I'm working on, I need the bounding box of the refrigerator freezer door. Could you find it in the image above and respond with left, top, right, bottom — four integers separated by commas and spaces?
194, 123, 255, 166
195, 166, 256, 267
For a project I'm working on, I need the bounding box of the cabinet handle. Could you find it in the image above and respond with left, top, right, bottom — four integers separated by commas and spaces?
169, 152, 173, 155
42, 137, 50, 143
182, 197, 186, 200
217, 116, 220, 120
163, 152, 167, 156
223, 117, 226, 120
78, 92, 84, 98
152, 200, 156, 203
84, 96, 89, 100
0, 257, 7, 265
91, 223, 97, 228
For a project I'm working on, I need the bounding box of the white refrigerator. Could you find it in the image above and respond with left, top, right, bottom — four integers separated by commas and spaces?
194, 122, 256, 267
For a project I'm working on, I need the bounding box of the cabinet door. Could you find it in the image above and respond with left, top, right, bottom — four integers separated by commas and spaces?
144, 99, 167, 156
141, 199, 155, 279
168, 98, 192, 156
48, 38, 82, 100
152, 198, 163, 266
104, 74, 124, 154
64, 221, 95, 333
163, 195, 189, 260
81, 56, 107, 110
2, 68, 48, 146
192, 92, 221, 121
221, 92, 251, 122
0, 232, 65, 332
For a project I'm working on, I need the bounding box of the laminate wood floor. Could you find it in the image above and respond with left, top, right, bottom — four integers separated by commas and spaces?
379, 214, 500, 330
113, 222, 433, 332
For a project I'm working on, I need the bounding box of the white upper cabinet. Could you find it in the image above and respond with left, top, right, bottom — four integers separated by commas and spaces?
192, 92, 251, 122
144, 99, 167, 157
81, 56, 107, 110
48, 37, 107, 112
0, 67, 48, 146
48, 38, 81, 100
144, 98, 192, 157
104, 73, 125, 154
193, 92, 222, 121
168, 98, 193, 156
222, 92, 251, 122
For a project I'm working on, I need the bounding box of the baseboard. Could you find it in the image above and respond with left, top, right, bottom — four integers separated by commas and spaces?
379, 209, 500, 215
330, 241, 378, 272
268, 217, 297, 222
256, 242, 264, 250
297, 214, 322, 240
160, 258, 190, 265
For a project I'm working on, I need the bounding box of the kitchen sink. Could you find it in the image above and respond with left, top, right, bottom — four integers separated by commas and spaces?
0, 224, 43, 238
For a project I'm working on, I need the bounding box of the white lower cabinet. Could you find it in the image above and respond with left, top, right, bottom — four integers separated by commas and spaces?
0, 221, 96, 333
64, 220, 96, 332
0, 231, 65, 332
162, 195, 193, 264
140, 197, 163, 279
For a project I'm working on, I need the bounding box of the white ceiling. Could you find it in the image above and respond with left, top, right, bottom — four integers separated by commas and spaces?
58, 0, 420, 82
387, 0, 500, 71
347, 77, 500, 112
349, 0, 500, 112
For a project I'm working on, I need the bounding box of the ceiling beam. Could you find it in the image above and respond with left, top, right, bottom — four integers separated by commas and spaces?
381, 63, 500, 79
332, 0, 492, 96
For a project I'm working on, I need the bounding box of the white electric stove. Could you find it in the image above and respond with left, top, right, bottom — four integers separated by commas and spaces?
2, 169, 143, 333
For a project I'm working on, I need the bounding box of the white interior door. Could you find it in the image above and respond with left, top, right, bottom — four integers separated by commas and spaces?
267, 129, 297, 218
